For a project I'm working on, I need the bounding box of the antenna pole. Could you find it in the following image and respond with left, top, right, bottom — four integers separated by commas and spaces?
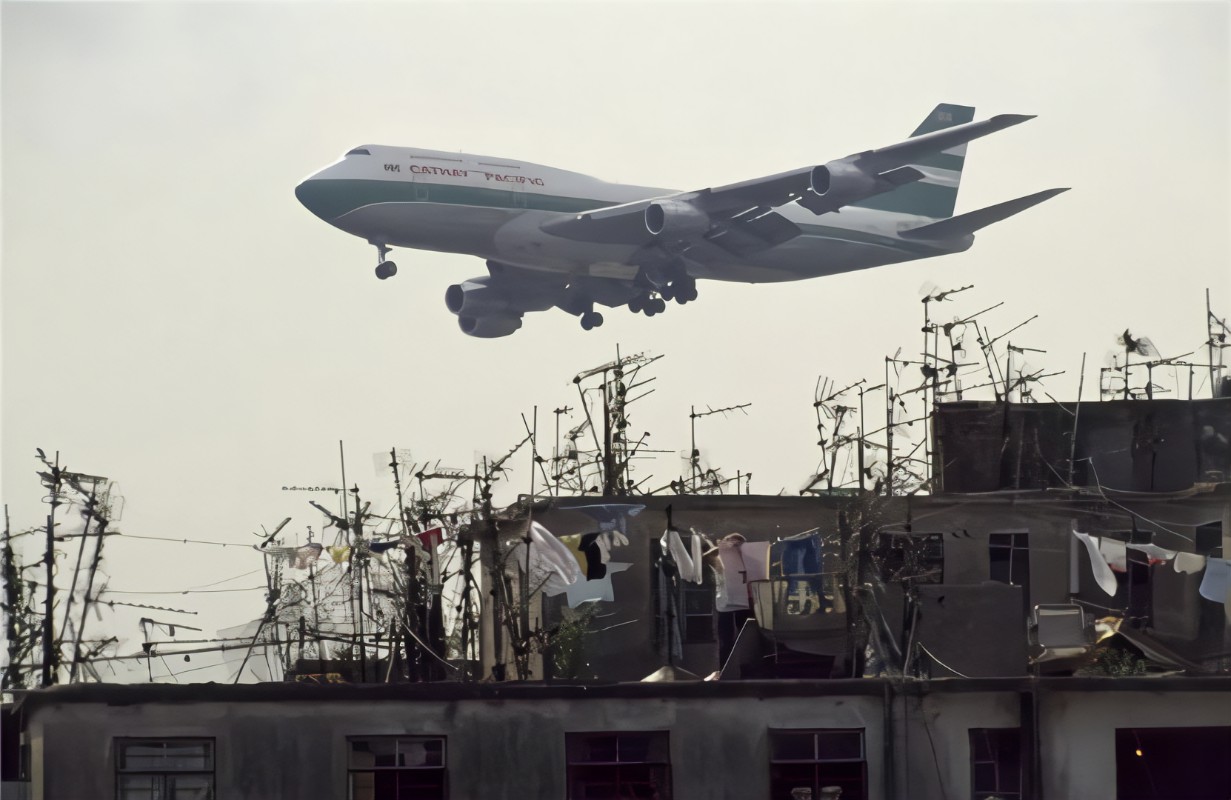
41, 452, 61, 687
1068, 353, 1087, 486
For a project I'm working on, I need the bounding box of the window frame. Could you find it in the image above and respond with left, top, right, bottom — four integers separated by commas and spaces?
769, 728, 867, 800
114, 737, 215, 800
346, 735, 448, 800
968, 727, 1022, 800
566, 731, 672, 800
680, 567, 716, 643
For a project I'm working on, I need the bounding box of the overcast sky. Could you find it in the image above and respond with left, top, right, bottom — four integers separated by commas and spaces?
2, 1, 1227, 680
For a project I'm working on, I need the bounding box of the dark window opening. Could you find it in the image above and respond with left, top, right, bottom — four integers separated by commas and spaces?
682, 569, 716, 643
990, 532, 1031, 615
116, 738, 214, 800
1115, 727, 1231, 800
347, 147, 372, 156
348, 736, 446, 800
969, 728, 1021, 800
877, 532, 944, 584
769, 729, 866, 800
567, 732, 671, 800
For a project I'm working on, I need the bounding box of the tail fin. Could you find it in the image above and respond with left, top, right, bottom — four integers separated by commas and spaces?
851, 103, 975, 219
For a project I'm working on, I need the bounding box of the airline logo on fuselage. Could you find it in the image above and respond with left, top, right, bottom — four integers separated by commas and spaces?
407, 163, 545, 186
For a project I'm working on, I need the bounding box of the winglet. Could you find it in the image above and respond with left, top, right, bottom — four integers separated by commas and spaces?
898, 187, 1070, 240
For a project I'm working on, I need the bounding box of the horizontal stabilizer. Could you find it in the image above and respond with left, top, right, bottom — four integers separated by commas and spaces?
898, 188, 1069, 240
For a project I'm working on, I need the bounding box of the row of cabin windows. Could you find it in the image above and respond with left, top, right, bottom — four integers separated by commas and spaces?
110, 727, 1231, 799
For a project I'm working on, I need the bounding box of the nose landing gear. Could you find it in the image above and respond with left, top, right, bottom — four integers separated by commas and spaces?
580, 310, 604, 331
372, 242, 397, 280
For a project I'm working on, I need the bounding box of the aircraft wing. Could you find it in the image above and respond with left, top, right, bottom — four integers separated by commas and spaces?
542, 112, 1035, 251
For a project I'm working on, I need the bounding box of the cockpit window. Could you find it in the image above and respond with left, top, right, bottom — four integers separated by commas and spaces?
346, 147, 371, 156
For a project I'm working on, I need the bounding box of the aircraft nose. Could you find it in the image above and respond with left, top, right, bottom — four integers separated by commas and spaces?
295, 177, 335, 221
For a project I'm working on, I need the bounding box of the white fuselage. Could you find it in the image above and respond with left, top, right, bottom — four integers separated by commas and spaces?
295, 146, 969, 284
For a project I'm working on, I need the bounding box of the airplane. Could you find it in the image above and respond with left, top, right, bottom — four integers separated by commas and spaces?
295, 104, 1067, 338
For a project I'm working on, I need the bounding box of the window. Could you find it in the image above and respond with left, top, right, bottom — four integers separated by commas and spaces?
346, 147, 371, 156
989, 533, 1029, 586
1116, 727, 1231, 799
877, 532, 944, 584
681, 570, 715, 643
348, 737, 446, 800
567, 732, 671, 799
115, 738, 214, 800
769, 729, 866, 800
969, 728, 1021, 800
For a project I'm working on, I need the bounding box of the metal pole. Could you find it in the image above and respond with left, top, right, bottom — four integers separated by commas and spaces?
41, 452, 61, 686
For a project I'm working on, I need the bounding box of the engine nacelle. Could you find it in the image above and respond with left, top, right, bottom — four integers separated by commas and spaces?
809, 161, 881, 206
644, 199, 711, 238
445, 275, 559, 319
457, 313, 523, 338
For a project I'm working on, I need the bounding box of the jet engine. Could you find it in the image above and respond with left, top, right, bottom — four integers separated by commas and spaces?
445, 274, 562, 338
457, 313, 523, 338
808, 162, 882, 208
644, 199, 711, 238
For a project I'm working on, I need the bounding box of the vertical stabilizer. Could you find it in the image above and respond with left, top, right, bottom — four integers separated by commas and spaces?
852, 103, 974, 219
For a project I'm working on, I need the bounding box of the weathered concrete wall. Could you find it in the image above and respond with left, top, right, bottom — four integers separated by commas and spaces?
28, 691, 886, 800
24, 680, 1231, 800
1041, 688, 1231, 800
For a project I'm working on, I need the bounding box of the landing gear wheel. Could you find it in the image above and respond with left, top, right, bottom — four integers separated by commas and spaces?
580, 311, 604, 330
375, 261, 398, 280
628, 296, 645, 314
651, 298, 666, 314
673, 279, 697, 304
660, 284, 676, 302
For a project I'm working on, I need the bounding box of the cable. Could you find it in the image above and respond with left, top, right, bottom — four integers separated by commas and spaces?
188, 569, 265, 590
917, 642, 971, 679
102, 586, 267, 596
113, 533, 245, 548
1085, 460, 1196, 543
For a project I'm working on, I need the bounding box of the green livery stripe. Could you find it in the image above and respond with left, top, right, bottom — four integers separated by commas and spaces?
849, 181, 958, 219
911, 152, 966, 172
299, 179, 606, 220
795, 222, 943, 256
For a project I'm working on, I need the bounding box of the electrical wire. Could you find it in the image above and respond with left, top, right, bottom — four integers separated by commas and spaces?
113, 533, 245, 548
102, 586, 267, 596
917, 642, 971, 679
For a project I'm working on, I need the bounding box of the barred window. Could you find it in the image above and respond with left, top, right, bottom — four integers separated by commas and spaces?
115, 738, 214, 800
567, 732, 671, 799
769, 729, 866, 800
348, 736, 446, 800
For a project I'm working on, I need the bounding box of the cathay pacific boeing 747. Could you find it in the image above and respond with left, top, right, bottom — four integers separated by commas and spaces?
295, 104, 1066, 338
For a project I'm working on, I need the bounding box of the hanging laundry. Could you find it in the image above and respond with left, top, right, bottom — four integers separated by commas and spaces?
506, 521, 583, 595
714, 535, 768, 611
690, 531, 704, 580
327, 546, 351, 565
566, 562, 632, 607
367, 540, 401, 555
561, 533, 608, 580
771, 532, 822, 578
1174, 552, 1207, 574
660, 529, 702, 584
416, 527, 445, 551
1072, 528, 1118, 596
1198, 558, 1230, 604
1127, 542, 1177, 564
565, 504, 645, 542
289, 543, 323, 569
1099, 538, 1128, 573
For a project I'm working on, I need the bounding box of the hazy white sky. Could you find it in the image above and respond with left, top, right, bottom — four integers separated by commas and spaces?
2, 1, 1227, 678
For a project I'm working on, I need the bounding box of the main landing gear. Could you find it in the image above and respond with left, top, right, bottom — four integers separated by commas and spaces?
627, 278, 697, 317
580, 310, 604, 331
372, 243, 397, 280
